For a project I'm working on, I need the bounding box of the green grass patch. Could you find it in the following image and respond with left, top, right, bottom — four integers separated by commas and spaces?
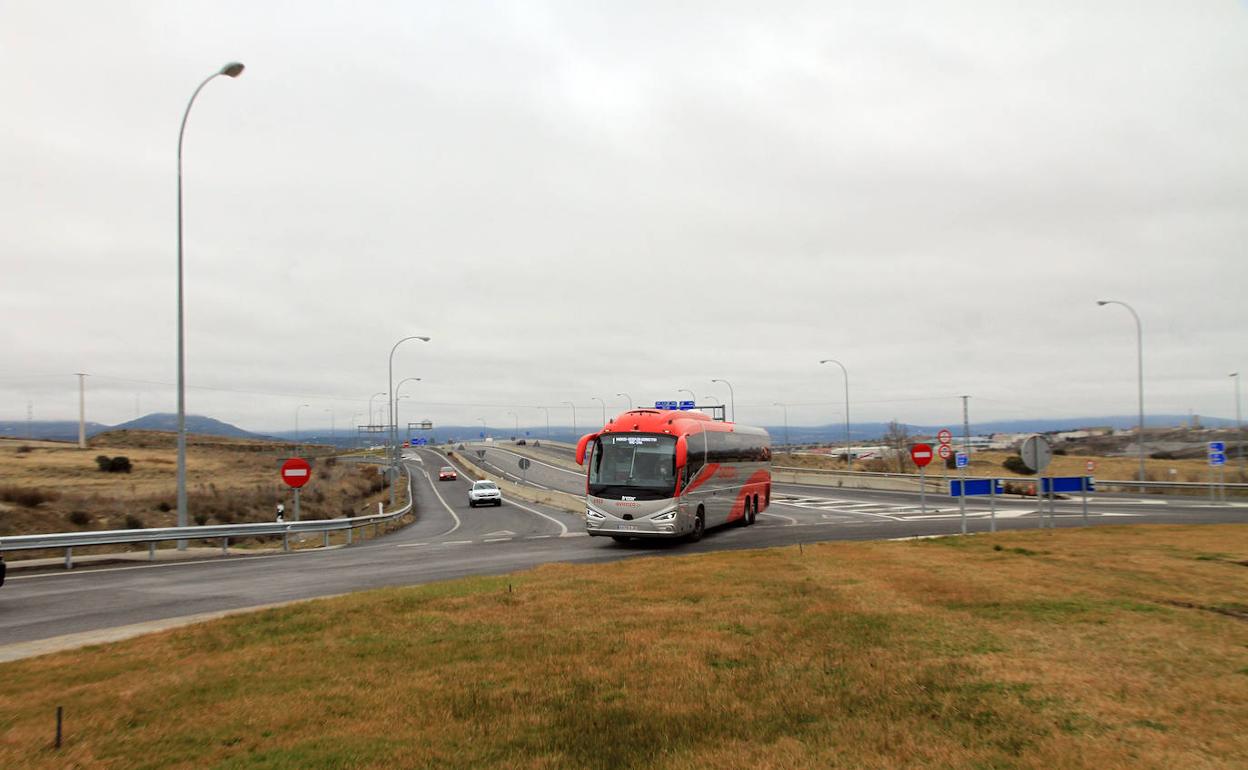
1, 524, 1246, 768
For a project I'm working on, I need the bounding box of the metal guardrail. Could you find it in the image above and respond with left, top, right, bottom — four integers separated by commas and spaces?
770, 465, 1248, 492
0, 474, 413, 569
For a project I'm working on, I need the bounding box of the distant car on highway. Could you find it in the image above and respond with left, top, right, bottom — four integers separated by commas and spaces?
438, 466, 457, 481
467, 480, 502, 507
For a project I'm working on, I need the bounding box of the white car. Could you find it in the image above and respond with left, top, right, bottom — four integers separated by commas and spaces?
467, 480, 502, 507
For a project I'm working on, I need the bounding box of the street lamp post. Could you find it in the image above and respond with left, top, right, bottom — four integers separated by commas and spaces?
562, 400, 577, 438
1232, 372, 1244, 475
678, 388, 695, 405
395, 377, 421, 438
175, 61, 244, 548
295, 403, 310, 455
477, 417, 488, 439
616, 392, 633, 410
537, 406, 550, 439
388, 336, 430, 505
323, 408, 335, 442
710, 379, 735, 422
819, 360, 852, 471
773, 402, 790, 448
592, 396, 606, 426
1097, 300, 1145, 486
349, 412, 363, 449
507, 410, 519, 437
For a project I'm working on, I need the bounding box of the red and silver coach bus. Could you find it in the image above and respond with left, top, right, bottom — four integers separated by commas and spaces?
575, 409, 771, 541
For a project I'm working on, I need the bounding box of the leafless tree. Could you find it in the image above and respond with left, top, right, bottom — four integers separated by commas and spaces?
883, 420, 911, 473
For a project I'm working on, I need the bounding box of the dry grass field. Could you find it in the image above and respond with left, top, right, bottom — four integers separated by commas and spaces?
0, 432, 394, 549
0, 525, 1244, 768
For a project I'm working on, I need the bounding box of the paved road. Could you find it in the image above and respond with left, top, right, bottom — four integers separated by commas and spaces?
1, 449, 1244, 656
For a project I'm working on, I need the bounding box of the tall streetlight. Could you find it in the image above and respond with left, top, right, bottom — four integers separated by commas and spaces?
562, 400, 577, 438
536, 406, 550, 439
710, 379, 735, 422
773, 402, 790, 448
349, 412, 363, 449
592, 396, 606, 426
477, 417, 488, 438
323, 408, 335, 443
388, 336, 430, 506
367, 392, 386, 427
819, 359, 852, 471
395, 377, 421, 437
1232, 372, 1243, 474
175, 61, 245, 545
677, 388, 695, 405
294, 404, 310, 455
1097, 300, 1145, 485
507, 410, 519, 437
616, 392, 633, 410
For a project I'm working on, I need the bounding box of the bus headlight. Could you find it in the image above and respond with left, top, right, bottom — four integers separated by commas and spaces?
586, 509, 605, 520
651, 509, 676, 522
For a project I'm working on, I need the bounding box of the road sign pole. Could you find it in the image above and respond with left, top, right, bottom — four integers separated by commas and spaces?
989, 480, 996, 533
1081, 476, 1088, 526
958, 464, 966, 536
919, 464, 926, 515
294, 487, 301, 522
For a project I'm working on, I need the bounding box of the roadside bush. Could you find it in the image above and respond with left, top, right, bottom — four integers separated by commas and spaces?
215, 509, 236, 524
67, 510, 91, 527
155, 501, 172, 512
1053, 448, 1068, 456
95, 455, 133, 473
124, 514, 144, 530
0, 485, 60, 508
193, 512, 210, 526
15, 445, 32, 454
1002, 455, 1036, 475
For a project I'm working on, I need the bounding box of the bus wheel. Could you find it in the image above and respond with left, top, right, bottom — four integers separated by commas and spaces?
745, 499, 756, 526
689, 509, 705, 542
739, 499, 751, 527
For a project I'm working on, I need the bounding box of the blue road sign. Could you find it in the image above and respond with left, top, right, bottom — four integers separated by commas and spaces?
679, 400, 696, 410
1040, 476, 1096, 494
654, 401, 678, 410
955, 452, 969, 469
479, 432, 485, 439
413, 437, 428, 446
1208, 441, 1226, 453
950, 479, 1003, 497
1209, 452, 1227, 466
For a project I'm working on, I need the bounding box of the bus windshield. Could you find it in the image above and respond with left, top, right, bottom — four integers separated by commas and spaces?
589, 434, 677, 500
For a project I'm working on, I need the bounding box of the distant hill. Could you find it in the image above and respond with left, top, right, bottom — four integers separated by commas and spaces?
112, 413, 270, 440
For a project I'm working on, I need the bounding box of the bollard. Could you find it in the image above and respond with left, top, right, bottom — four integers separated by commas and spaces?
55, 706, 63, 749
65, 548, 73, 570
323, 531, 330, 548
989, 482, 997, 533
222, 537, 229, 556
282, 532, 290, 553
347, 526, 353, 545
148, 542, 156, 561
1081, 478, 1089, 526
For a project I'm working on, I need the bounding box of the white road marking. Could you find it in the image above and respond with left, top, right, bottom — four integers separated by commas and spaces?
416, 464, 462, 537
501, 498, 570, 537
484, 530, 517, 537
396, 542, 429, 549
483, 538, 512, 543
758, 510, 798, 525
478, 445, 582, 476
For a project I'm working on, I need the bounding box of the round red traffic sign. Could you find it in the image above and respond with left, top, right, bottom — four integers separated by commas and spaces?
937, 429, 953, 446
1085, 460, 1095, 473
910, 443, 934, 468
280, 457, 312, 488
937, 444, 954, 460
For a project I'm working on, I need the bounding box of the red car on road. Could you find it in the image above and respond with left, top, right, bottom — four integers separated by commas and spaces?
438, 466, 458, 481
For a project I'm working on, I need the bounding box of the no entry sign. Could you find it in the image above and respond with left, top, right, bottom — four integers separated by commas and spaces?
937, 429, 953, 445
910, 443, 934, 467
280, 457, 312, 488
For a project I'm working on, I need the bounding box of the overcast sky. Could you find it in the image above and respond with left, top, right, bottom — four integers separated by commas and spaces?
3, 1, 1246, 434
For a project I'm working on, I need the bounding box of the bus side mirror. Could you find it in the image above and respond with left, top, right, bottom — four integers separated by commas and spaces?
675, 436, 688, 469
575, 433, 599, 466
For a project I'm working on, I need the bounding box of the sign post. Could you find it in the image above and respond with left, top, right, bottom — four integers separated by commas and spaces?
910, 444, 933, 514
1208, 442, 1227, 504
518, 456, 531, 484
1020, 435, 1053, 528
937, 430, 953, 490
280, 457, 312, 523
955, 451, 969, 534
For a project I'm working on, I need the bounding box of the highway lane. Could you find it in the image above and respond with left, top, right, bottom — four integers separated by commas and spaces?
1, 454, 1245, 657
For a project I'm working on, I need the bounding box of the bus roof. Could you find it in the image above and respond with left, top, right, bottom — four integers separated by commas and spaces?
600, 409, 766, 438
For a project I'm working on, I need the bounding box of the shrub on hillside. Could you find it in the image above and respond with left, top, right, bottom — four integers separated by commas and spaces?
95, 455, 132, 473
1002, 455, 1036, 475
0, 485, 60, 508
124, 514, 144, 530
15, 445, 32, 454
67, 510, 91, 527
193, 512, 209, 526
